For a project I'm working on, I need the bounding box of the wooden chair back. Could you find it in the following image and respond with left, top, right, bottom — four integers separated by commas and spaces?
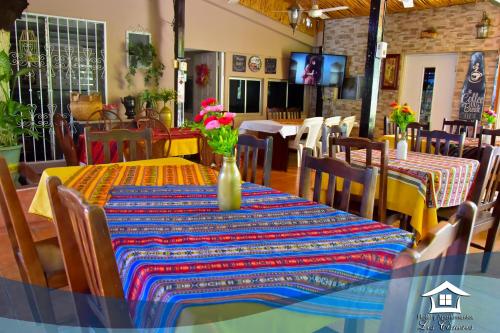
84, 128, 153, 165
135, 116, 172, 158
266, 107, 286, 120
286, 107, 302, 119
236, 134, 273, 186
46, 176, 130, 327
477, 128, 500, 158
415, 130, 466, 157
86, 110, 124, 131
299, 148, 377, 219
380, 201, 476, 333
0, 157, 47, 287
393, 121, 427, 151
469, 145, 500, 213
53, 113, 79, 166
322, 124, 346, 156
330, 137, 389, 223
442, 118, 478, 138
384, 116, 397, 135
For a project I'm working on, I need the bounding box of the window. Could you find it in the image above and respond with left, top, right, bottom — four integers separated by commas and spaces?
267, 81, 304, 110
419, 67, 435, 126
10, 13, 106, 162
229, 78, 261, 114
439, 294, 452, 306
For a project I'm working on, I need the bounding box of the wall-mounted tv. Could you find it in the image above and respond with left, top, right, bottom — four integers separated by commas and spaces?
288, 52, 347, 88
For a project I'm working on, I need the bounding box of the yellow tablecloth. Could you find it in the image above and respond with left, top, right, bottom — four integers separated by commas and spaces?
29, 157, 200, 219
168, 137, 198, 156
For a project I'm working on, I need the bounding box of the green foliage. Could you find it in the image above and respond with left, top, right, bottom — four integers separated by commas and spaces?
0, 50, 39, 147
155, 88, 176, 104
204, 125, 238, 157
126, 42, 165, 88
390, 102, 415, 134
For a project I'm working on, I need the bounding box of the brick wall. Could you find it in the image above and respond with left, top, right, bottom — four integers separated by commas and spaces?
322, 2, 500, 137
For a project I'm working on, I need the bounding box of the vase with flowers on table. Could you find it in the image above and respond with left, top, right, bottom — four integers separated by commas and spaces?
390, 101, 416, 160
482, 108, 497, 143
188, 98, 240, 211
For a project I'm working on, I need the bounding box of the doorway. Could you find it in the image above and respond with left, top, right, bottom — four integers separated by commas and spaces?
399, 53, 458, 130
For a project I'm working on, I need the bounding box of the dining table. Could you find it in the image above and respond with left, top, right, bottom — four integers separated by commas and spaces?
330, 148, 479, 239
78, 128, 200, 165
28, 157, 414, 330
239, 119, 303, 171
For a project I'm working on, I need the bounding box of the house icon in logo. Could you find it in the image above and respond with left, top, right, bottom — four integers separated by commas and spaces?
421, 281, 470, 314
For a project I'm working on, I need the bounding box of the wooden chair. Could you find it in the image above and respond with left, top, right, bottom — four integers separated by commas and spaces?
477, 127, 500, 159
383, 116, 397, 135
46, 176, 131, 328
236, 134, 273, 187
135, 116, 172, 158
86, 109, 124, 131
380, 201, 476, 333
330, 137, 389, 223
0, 157, 66, 289
286, 107, 301, 119
438, 145, 500, 272
415, 130, 466, 157
442, 118, 478, 138
299, 148, 377, 219
84, 128, 153, 165
266, 107, 286, 120
53, 113, 79, 166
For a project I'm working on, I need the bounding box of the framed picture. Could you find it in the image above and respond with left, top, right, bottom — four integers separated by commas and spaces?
232, 55, 246, 72
248, 56, 262, 72
126, 31, 151, 68
265, 58, 277, 74
381, 54, 400, 90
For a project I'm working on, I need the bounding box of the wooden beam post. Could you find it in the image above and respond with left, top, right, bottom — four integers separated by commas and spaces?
359, 0, 386, 138
174, 0, 185, 127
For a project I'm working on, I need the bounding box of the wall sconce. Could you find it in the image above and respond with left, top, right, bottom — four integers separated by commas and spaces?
287, 3, 301, 33
476, 12, 491, 39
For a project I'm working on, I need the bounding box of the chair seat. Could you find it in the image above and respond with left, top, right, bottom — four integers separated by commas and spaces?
34, 237, 67, 288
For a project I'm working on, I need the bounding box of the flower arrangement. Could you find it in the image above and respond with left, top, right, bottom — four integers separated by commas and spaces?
190, 97, 237, 157
390, 101, 415, 136
482, 108, 496, 125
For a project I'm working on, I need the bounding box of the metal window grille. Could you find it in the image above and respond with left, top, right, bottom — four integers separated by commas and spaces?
9, 13, 106, 162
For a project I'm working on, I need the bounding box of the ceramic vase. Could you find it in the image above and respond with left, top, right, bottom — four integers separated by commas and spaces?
396, 133, 408, 160
217, 156, 241, 211
159, 105, 173, 128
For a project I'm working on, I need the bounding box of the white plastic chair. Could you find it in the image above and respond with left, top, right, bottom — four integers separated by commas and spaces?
340, 116, 356, 137
288, 117, 324, 167
317, 116, 342, 156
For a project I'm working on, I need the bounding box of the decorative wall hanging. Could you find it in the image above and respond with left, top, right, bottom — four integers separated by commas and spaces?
420, 28, 438, 39
459, 52, 486, 121
381, 54, 400, 90
19, 29, 39, 63
265, 58, 277, 74
232, 55, 246, 72
195, 63, 210, 86
248, 56, 262, 72
126, 31, 151, 68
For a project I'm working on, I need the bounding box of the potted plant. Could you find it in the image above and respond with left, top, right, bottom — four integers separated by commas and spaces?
0, 50, 38, 171
189, 98, 239, 211
126, 42, 165, 88
389, 101, 415, 160
155, 88, 176, 128
482, 108, 496, 128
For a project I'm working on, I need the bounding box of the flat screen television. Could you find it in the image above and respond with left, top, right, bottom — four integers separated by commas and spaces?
288, 52, 347, 88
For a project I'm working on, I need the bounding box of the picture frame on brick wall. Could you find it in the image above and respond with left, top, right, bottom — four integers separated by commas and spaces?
381, 54, 400, 90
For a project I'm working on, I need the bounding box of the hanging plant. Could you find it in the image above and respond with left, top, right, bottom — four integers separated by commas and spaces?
195, 64, 210, 87
126, 42, 165, 88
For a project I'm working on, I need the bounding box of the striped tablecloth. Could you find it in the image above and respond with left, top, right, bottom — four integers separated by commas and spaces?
105, 183, 413, 328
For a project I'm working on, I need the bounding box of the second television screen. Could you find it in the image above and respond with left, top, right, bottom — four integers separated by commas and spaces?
289, 52, 347, 88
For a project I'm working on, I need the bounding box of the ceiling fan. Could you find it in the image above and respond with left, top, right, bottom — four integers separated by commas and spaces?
273, 1, 349, 20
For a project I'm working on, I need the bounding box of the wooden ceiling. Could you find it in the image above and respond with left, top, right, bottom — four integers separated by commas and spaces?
238, 0, 477, 35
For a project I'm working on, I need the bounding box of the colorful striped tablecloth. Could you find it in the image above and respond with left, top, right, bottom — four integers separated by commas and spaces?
105, 183, 413, 328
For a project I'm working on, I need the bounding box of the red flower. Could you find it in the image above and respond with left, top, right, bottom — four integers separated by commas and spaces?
204, 115, 218, 126
201, 97, 217, 108
401, 106, 412, 114
218, 116, 232, 125
194, 114, 203, 123
390, 101, 398, 108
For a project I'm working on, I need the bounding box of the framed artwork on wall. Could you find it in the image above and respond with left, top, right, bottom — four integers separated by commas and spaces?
126, 31, 152, 68
265, 58, 277, 74
381, 54, 400, 90
232, 55, 247, 72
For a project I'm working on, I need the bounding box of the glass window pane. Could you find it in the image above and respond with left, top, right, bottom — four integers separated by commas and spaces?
246, 80, 261, 113
267, 81, 287, 108
229, 79, 245, 113
287, 83, 304, 109
419, 67, 435, 126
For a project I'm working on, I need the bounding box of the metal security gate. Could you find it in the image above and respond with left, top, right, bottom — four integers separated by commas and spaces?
9, 13, 106, 162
